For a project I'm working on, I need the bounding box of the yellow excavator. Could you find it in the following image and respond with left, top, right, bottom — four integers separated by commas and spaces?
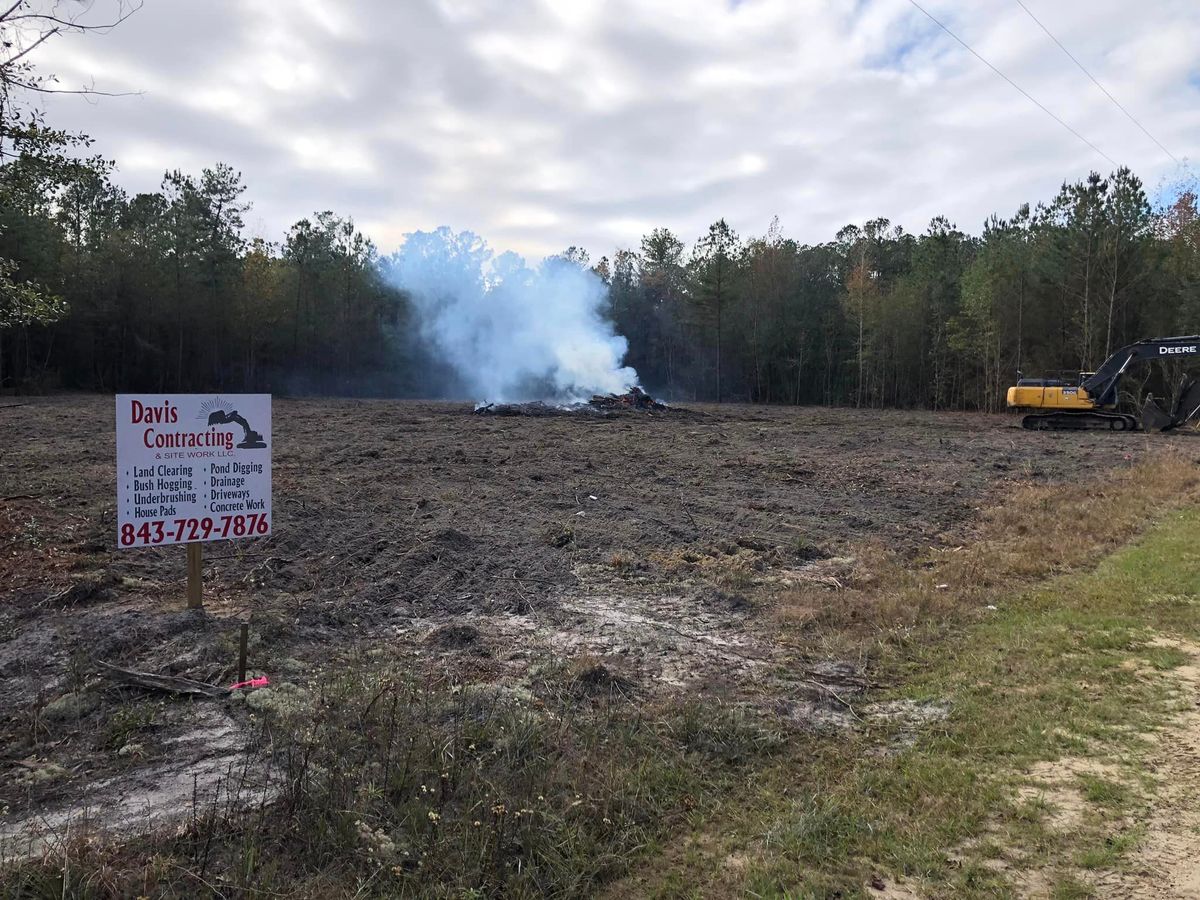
1006, 335, 1200, 431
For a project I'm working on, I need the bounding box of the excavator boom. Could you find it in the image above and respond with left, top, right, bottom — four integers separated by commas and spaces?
1080, 336, 1200, 406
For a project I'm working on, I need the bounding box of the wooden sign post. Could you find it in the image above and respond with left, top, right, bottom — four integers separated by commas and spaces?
187, 542, 203, 609
237, 622, 249, 682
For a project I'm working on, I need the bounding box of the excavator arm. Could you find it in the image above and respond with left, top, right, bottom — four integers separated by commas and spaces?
1080, 336, 1200, 407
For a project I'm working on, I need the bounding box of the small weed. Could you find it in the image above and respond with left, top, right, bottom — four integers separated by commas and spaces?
66, 648, 90, 694
792, 535, 820, 559
103, 701, 161, 750
1143, 645, 1191, 671
18, 516, 44, 548
651, 546, 764, 590
1050, 875, 1096, 899
773, 794, 865, 861
1012, 795, 1051, 824
1074, 828, 1139, 869
651, 547, 702, 570
1076, 775, 1130, 809
544, 523, 574, 548
715, 568, 756, 591
1081, 628, 1135, 652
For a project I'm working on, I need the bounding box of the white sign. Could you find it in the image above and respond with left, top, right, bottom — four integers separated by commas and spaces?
116, 394, 272, 548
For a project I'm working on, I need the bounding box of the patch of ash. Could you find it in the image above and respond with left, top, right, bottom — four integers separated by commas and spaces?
549, 592, 772, 688
863, 699, 953, 753
864, 698, 952, 725
806, 659, 868, 686
774, 693, 950, 738
0, 706, 267, 861
477, 582, 773, 691
774, 699, 859, 733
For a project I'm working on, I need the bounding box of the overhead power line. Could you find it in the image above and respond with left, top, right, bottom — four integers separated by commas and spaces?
1014, 0, 1179, 165
904, 0, 1117, 167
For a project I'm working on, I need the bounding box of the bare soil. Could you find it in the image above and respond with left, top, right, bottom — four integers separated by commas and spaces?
0, 395, 1155, 849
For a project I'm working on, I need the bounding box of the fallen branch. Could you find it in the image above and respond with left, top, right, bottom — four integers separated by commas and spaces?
678, 494, 699, 530
98, 661, 231, 698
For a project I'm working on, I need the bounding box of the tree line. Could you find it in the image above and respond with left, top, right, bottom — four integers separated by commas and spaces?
2, 119, 1197, 409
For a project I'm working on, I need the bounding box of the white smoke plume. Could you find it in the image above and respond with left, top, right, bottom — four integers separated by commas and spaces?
385, 227, 638, 404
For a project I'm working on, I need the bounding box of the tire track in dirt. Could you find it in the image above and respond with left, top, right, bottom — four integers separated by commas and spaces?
1093, 637, 1200, 899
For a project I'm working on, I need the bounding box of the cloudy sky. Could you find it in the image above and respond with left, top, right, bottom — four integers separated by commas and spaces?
30, 0, 1200, 260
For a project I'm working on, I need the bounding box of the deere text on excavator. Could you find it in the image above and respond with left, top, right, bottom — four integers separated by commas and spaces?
1006, 335, 1200, 432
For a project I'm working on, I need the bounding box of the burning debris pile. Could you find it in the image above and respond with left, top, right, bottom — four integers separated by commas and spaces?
586, 386, 667, 411
474, 387, 674, 417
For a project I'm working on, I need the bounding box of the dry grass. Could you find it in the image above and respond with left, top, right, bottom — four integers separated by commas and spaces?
775, 450, 1200, 637
605, 551, 637, 573
649, 544, 776, 590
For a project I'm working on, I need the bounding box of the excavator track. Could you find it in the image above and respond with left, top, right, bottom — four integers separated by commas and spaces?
1021, 411, 1139, 432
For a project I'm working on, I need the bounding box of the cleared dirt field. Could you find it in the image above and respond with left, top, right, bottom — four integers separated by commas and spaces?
0, 395, 1155, 846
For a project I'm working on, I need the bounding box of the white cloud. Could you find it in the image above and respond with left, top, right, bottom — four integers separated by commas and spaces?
27, 0, 1200, 260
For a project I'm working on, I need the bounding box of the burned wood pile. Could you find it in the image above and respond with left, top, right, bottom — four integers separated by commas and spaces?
586, 386, 668, 411
473, 387, 675, 417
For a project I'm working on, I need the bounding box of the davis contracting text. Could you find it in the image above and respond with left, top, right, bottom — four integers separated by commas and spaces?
130, 398, 236, 452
